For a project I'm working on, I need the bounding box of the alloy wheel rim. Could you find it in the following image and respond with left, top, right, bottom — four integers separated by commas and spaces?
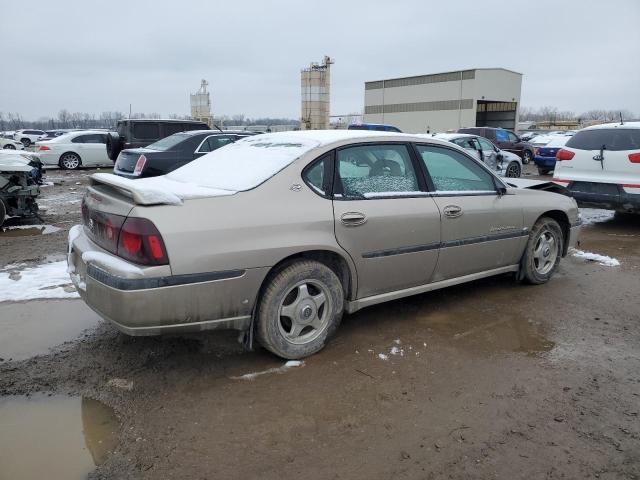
533, 230, 558, 275
507, 164, 520, 177
62, 155, 79, 169
278, 280, 331, 345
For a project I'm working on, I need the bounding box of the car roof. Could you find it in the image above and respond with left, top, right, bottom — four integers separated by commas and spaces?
582, 121, 640, 131
118, 118, 208, 124
178, 130, 256, 136
432, 133, 476, 140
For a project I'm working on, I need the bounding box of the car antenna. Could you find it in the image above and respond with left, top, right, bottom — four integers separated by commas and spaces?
619, 112, 624, 125
213, 123, 224, 133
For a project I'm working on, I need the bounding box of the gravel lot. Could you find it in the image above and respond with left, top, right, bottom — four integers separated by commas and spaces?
1, 164, 639, 479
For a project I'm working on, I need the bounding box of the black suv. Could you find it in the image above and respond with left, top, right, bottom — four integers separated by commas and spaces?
113, 130, 258, 178
106, 119, 210, 161
458, 127, 534, 164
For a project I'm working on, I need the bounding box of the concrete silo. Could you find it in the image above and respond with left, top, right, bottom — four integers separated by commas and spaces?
190, 79, 213, 127
301, 56, 333, 130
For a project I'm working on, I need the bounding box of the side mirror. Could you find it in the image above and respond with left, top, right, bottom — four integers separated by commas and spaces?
496, 152, 504, 160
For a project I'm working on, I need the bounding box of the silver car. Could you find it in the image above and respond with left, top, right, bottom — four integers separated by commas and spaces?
432, 133, 523, 178
69, 131, 580, 359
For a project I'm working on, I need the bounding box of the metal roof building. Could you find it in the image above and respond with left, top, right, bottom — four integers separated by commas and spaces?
363, 68, 522, 133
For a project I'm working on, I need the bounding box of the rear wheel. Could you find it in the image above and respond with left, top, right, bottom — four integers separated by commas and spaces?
256, 260, 344, 359
522, 150, 532, 164
59, 152, 81, 170
505, 162, 521, 178
3, 144, 16, 150
521, 217, 564, 284
20, 138, 31, 147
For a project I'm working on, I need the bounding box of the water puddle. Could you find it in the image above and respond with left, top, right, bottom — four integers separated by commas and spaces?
0, 394, 119, 479
0, 224, 61, 236
0, 299, 101, 361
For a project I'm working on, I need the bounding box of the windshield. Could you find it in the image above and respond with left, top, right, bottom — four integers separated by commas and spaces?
145, 133, 190, 151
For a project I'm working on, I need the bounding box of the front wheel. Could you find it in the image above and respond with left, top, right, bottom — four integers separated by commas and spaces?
522, 150, 532, 164
521, 217, 564, 284
256, 260, 344, 359
3, 144, 16, 150
505, 161, 521, 178
59, 152, 81, 170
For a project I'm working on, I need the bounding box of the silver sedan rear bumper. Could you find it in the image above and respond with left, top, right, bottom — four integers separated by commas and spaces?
68, 227, 267, 335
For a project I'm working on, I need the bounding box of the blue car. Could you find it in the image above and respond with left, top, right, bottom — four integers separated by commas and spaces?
533, 136, 569, 175
348, 123, 402, 133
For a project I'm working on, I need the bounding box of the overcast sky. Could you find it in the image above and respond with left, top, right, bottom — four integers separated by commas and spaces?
2, 0, 639, 120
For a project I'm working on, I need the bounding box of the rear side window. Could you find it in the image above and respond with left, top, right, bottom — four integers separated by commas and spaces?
336, 144, 420, 198
566, 129, 640, 151
495, 130, 509, 142
303, 154, 332, 196
133, 123, 160, 140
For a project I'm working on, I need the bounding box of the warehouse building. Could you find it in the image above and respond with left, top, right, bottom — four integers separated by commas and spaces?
363, 68, 522, 133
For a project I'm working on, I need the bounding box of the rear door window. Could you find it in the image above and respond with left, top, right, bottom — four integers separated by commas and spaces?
335, 144, 420, 199
133, 123, 160, 140
495, 130, 509, 142
566, 129, 640, 151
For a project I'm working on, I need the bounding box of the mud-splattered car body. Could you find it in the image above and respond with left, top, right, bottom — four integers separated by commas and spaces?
0, 152, 42, 227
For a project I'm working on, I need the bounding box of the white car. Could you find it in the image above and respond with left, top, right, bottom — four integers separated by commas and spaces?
0, 137, 25, 150
553, 121, 640, 213
432, 133, 523, 177
36, 130, 113, 169
13, 129, 47, 147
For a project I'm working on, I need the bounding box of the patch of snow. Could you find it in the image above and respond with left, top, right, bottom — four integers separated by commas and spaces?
579, 208, 615, 225
378, 353, 389, 361
570, 248, 620, 266
231, 360, 305, 380
0, 261, 78, 302
1, 224, 61, 234
81, 251, 144, 276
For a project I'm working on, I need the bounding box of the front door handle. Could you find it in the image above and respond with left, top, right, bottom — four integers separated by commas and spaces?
443, 205, 463, 218
340, 212, 367, 226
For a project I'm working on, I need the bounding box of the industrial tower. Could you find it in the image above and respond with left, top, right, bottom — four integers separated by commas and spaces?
301, 56, 333, 130
190, 79, 213, 127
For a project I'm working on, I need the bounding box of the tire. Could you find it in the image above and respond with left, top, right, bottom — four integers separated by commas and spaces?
537, 168, 550, 175
522, 150, 532, 164
59, 152, 81, 170
505, 161, 521, 178
0, 201, 6, 228
20, 138, 31, 147
521, 217, 564, 285
106, 132, 124, 161
3, 144, 16, 150
256, 260, 344, 359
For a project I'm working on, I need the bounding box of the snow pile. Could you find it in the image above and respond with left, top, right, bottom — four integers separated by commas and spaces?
231, 360, 305, 380
167, 134, 321, 191
571, 248, 620, 266
0, 261, 78, 302
1, 224, 61, 235
579, 208, 615, 225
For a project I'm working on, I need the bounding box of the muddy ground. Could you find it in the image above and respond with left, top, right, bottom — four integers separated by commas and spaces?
0, 165, 639, 479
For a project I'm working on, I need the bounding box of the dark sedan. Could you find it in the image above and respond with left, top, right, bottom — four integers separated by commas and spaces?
113, 130, 258, 178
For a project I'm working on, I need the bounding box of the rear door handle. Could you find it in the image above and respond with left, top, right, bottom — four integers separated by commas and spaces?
443, 205, 463, 218
340, 212, 367, 226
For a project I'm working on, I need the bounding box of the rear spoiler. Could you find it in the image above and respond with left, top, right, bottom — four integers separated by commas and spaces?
505, 178, 569, 195
90, 173, 183, 205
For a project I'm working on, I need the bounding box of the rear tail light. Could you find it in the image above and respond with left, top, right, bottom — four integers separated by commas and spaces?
133, 154, 147, 176
117, 217, 168, 265
82, 202, 168, 265
629, 153, 640, 163
38, 145, 50, 151
556, 149, 575, 161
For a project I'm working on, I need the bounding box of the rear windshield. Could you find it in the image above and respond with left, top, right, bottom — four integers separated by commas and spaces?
566, 129, 640, 151
145, 133, 190, 151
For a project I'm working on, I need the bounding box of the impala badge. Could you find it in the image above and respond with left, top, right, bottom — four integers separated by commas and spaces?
290, 184, 302, 192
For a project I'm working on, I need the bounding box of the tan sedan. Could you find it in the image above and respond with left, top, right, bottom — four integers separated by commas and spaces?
68, 131, 581, 359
